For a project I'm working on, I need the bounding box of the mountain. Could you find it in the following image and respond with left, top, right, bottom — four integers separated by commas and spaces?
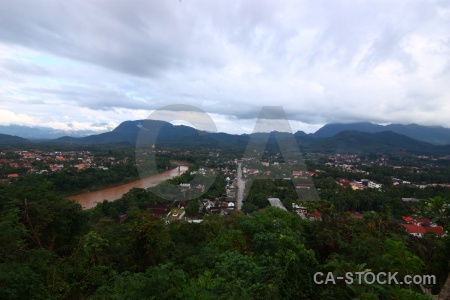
306, 130, 440, 154
30, 119, 450, 155
0, 133, 31, 144
313, 122, 450, 145
53, 120, 244, 147
0, 124, 112, 140
384, 123, 450, 145
294, 130, 308, 137
314, 122, 382, 137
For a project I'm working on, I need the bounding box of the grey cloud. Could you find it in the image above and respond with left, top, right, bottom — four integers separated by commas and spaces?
23, 85, 153, 111
0, 0, 449, 131
357, 26, 417, 73
0, 1, 228, 77
1, 59, 50, 76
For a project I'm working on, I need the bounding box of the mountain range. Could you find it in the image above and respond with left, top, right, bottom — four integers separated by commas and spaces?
314, 122, 450, 145
1, 120, 450, 155
0, 124, 114, 140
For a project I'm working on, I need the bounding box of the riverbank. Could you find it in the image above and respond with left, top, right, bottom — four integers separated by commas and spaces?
67, 166, 189, 209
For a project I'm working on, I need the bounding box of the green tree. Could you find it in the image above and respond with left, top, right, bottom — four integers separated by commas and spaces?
241, 201, 258, 214
185, 200, 200, 218
128, 214, 174, 271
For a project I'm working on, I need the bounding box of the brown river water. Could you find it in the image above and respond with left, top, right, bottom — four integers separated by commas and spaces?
67, 166, 188, 209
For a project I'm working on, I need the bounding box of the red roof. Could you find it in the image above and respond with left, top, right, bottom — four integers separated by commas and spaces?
351, 212, 363, 218
416, 218, 432, 224
424, 226, 445, 235
401, 224, 427, 234
402, 216, 414, 223
311, 210, 321, 218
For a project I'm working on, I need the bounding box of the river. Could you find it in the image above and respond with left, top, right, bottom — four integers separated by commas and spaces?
68, 166, 189, 209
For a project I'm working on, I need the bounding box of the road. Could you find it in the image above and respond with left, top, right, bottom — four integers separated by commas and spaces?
236, 162, 245, 210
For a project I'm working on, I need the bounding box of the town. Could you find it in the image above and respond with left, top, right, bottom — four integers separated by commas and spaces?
2, 145, 448, 237
1, 143, 449, 299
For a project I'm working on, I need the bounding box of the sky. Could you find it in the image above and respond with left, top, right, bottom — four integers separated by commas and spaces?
0, 0, 449, 134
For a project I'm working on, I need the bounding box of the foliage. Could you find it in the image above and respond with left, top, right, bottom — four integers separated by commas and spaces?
0, 164, 448, 299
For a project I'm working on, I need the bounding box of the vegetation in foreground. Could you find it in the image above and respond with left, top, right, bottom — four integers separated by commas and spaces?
1, 173, 449, 299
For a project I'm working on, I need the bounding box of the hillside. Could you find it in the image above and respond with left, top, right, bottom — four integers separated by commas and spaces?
306, 130, 439, 154
12, 119, 449, 155
0, 133, 31, 145
314, 122, 450, 145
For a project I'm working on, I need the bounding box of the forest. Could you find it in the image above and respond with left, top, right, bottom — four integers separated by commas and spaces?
1, 170, 449, 299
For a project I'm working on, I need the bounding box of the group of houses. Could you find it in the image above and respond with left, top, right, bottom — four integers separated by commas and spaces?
336, 177, 383, 190
400, 216, 446, 238
1, 149, 125, 181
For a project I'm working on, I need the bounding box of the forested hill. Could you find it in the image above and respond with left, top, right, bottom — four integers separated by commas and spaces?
0, 133, 31, 144
314, 122, 450, 145
301, 130, 450, 155
47, 119, 450, 155
2, 119, 449, 155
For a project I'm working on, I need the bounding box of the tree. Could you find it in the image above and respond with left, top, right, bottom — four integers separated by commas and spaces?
128, 214, 174, 271
185, 199, 200, 218
241, 202, 258, 214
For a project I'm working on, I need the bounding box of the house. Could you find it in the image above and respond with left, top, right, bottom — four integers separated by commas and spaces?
401, 224, 427, 237
401, 223, 446, 237
336, 178, 350, 187
293, 204, 308, 219
147, 205, 171, 218
415, 218, 432, 226
247, 169, 260, 175
402, 216, 414, 223
350, 181, 366, 190
310, 210, 322, 221
179, 183, 191, 188
7, 173, 19, 179
423, 226, 445, 236
77, 164, 87, 170
368, 181, 382, 189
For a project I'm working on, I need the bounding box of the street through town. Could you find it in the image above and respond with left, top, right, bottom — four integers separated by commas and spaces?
236, 161, 245, 210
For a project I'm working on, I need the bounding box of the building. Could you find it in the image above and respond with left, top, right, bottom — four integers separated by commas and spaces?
368, 181, 382, 189
401, 224, 427, 237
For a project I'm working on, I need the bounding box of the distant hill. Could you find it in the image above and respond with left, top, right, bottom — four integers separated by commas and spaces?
294, 131, 308, 137
313, 122, 450, 145
0, 124, 111, 139
0, 133, 31, 144
306, 130, 440, 154
53, 120, 246, 148
14, 119, 449, 155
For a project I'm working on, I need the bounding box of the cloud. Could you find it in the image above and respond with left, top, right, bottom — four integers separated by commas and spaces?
0, 109, 36, 126
1, 58, 50, 76
0, 0, 449, 133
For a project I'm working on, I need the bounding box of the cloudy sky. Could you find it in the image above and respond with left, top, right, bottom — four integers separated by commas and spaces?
0, 0, 449, 134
